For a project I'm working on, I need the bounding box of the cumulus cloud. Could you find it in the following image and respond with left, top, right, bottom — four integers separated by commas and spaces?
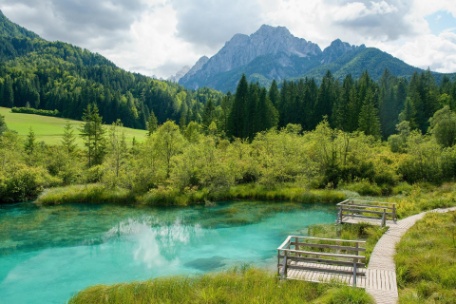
1, 0, 456, 77
328, 0, 415, 41
1, 0, 148, 48
171, 0, 263, 50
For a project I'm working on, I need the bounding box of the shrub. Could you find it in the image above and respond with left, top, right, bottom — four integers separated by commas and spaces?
11, 107, 60, 117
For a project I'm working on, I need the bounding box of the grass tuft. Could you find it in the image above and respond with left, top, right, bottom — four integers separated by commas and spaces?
69, 267, 375, 304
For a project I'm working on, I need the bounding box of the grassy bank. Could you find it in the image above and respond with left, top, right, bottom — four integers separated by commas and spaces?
35, 183, 347, 207
396, 211, 456, 303
35, 184, 137, 206
69, 267, 374, 304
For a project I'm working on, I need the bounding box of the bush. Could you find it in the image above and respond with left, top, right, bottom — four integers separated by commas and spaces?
0, 164, 60, 203
341, 180, 382, 196
11, 107, 60, 117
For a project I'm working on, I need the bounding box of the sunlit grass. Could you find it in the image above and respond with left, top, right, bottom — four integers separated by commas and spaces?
68, 267, 374, 304
35, 184, 136, 206
396, 211, 456, 303
0, 106, 147, 146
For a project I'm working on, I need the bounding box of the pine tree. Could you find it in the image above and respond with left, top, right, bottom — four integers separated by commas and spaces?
202, 99, 215, 132
61, 121, 77, 154
80, 104, 106, 167
147, 111, 158, 135
358, 89, 381, 138
24, 127, 36, 154
227, 74, 249, 138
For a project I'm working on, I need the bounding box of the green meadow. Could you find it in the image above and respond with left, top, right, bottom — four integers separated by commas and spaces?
0, 107, 148, 146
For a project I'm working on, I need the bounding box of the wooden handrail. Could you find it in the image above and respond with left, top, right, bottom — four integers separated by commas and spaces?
277, 234, 366, 287
338, 199, 397, 227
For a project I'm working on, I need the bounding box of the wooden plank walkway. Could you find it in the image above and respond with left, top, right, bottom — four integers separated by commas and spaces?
364, 206, 456, 304
285, 206, 456, 304
286, 262, 367, 287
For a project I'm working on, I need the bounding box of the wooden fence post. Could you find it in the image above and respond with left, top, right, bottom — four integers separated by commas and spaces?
338, 205, 343, 224
381, 208, 386, 227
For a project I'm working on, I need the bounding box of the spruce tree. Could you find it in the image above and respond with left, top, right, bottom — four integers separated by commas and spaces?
80, 104, 106, 167
227, 74, 249, 138
358, 89, 381, 138
61, 121, 77, 154
147, 111, 158, 135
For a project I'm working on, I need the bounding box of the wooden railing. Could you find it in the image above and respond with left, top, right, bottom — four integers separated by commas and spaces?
337, 199, 397, 227
277, 236, 366, 287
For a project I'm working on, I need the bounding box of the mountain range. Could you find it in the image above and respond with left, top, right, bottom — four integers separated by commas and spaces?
179, 25, 436, 92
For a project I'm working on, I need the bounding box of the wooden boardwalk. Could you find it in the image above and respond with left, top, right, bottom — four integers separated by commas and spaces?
286, 262, 367, 287
364, 207, 456, 304
285, 206, 456, 304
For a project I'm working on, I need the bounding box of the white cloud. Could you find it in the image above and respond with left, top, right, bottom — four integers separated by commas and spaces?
1, 0, 456, 78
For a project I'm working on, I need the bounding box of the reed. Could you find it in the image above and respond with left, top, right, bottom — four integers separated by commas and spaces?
69, 267, 374, 304
35, 184, 136, 206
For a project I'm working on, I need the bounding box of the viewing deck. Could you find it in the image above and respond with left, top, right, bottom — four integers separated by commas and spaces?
278, 200, 456, 304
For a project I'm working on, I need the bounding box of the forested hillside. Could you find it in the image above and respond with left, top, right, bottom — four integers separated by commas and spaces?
222, 70, 456, 140
0, 10, 222, 129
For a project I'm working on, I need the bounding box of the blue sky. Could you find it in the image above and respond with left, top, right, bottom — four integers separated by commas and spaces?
1, 0, 456, 78
426, 10, 456, 35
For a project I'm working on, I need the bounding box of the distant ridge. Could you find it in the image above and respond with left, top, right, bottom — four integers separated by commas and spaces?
0, 10, 39, 39
179, 25, 436, 92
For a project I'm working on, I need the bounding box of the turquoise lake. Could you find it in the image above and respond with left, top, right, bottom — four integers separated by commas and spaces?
0, 201, 337, 303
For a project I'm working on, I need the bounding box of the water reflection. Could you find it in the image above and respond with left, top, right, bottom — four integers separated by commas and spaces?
0, 201, 337, 304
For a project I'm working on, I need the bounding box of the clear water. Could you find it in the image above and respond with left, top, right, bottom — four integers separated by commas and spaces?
0, 201, 337, 304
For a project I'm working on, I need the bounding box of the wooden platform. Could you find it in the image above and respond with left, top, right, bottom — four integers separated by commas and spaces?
283, 206, 456, 304
285, 262, 366, 287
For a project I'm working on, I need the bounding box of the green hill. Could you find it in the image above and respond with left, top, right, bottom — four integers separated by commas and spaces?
0, 106, 147, 146
0, 10, 222, 130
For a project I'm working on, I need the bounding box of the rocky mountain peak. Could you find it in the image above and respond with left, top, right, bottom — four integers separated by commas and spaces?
321, 39, 364, 64
180, 25, 322, 89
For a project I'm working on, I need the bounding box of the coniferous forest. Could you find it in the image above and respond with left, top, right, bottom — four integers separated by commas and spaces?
2, 67, 456, 204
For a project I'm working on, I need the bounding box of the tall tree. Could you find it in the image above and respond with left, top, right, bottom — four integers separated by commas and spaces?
255, 88, 279, 134
227, 74, 249, 138
24, 127, 36, 155
0, 114, 7, 135
202, 99, 215, 133
147, 110, 158, 136
61, 121, 77, 154
80, 103, 106, 167
358, 88, 381, 138
315, 71, 338, 128
154, 120, 186, 178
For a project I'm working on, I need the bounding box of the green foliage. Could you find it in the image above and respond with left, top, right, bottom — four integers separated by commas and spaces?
0, 164, 60, 203
11, 107, 59, 117
0, 113, 7, 135
429, 105, 456, 148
